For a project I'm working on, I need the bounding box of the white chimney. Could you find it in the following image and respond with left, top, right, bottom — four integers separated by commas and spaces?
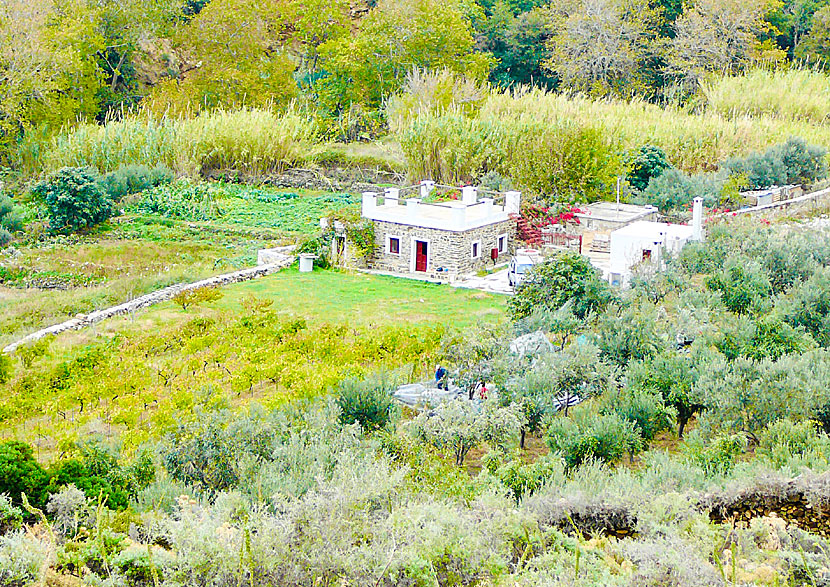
461, 186, 477, 205
505, 191, 521, 214
419, 180, 435, 199
362, 192, 378, 216
692, 197, 703, 241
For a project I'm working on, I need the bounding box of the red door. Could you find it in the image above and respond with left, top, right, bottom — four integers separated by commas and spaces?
415, 241, 428, 272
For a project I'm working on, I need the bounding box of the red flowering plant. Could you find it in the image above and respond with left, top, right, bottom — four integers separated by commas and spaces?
522, 203, 585, 230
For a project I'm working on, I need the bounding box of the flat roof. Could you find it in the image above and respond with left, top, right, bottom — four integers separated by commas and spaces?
611, 220, 694, 239
576, 202, 657, 223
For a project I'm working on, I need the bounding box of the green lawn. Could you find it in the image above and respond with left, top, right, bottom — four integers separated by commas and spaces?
217, 267, 505, 327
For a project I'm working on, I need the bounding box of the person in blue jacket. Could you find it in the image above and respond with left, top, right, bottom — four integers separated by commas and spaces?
435, 364, 448, 390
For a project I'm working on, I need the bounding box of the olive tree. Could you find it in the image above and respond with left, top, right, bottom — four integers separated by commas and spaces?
410, 399, 523, 466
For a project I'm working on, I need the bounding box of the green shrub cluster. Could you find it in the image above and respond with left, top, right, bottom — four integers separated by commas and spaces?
99, 163, 174, 201
31, 167, 114, 234
335, 374, 397, 432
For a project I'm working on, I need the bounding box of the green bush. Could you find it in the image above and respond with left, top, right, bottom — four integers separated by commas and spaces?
99, 163, 174, 201
0, 353, 12, 384
705, 254, 772, 315
594, 309, 661, 367
0, 195, 23, 234
757, 419, 825, 468
636, 168, 721, 214
0, 441, 48, 509
0, 227, 11, 246
32, 167, 114, 233
603, 388, 676, 442
626, 144, 673, 192
508, 251, 615, 320
482, 450, 564, 501
682, 432, 746, 477
335, 374, 397, 432
545, 410, 643, 469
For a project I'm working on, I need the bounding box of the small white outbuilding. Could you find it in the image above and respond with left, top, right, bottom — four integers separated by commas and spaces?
608, 197, 704, 287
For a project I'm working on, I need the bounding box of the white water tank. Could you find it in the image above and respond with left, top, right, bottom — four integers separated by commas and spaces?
299, 254, 316, 272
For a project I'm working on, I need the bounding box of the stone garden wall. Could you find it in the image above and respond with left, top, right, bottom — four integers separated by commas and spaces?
3, 250, 295, 355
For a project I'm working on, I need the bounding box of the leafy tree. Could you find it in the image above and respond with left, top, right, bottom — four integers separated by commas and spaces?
636, 168, 721, 214
514, 302, 582, 351
508, 343, 618, 438
317, 0, 491, 110
508, 251, 615, 320
440, 323, 511, 400
627, 351, 702, 438
693, 350, 830, 437
546, 409, 643, 468
666, 0, 777, 90
510, 122, 623, 203
626, 145, 673, 192
0, 441, 48, 509
484, 5, 557, 89
721, 136, 828, 189
482, 450, 563, 501
543, 0, 661, 97
335, 374, 397, 432
709, 314, 815, 360
150, 0, 297, 114
594, 307, 662, 367
411, 399, 523, 465
705, 254, 772, 315
33, 167, 114, 234
794, 5, 830, 63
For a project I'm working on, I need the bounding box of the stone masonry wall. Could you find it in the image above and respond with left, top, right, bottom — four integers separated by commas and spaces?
370, 219, 516, 280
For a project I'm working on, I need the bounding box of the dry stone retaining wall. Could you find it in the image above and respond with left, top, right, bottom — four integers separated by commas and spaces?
3, 251, 295, 355
725, 186, 830, 220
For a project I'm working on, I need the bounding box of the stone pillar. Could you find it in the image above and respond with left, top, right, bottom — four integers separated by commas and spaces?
462, 186, 477, 205
505, 191, 521, 214
419, 180, 435, 199
362, 192, 378, 216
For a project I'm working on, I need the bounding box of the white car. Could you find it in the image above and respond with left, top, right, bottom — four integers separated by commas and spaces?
507, 250, 541, 288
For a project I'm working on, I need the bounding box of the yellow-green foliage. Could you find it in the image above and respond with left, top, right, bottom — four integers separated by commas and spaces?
1, 308, 443, 449
701, 68, 830, 123
30, 108, 316, 178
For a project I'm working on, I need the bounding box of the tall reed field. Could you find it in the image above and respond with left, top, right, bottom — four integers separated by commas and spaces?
22, 107, 316, 178
701, 68, 830, 123
398, 86, 830, 194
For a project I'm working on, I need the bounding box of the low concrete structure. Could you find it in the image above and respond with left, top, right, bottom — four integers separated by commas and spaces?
362, 181, 520, 280
575, 202, 658, 232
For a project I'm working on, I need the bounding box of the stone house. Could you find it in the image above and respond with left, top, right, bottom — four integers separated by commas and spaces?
361, 181, 521, 280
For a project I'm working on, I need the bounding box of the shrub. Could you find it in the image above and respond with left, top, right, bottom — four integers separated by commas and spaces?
32, 167, 114, 233
0, 495, 23, 535
705, 254, 772, 315
130, 180, 223, 221
626, 144, 673, 192
46, 484, 91, 537
603, 389, 676, 442
0, 227, 11, 246
545, 410, 644, 469
0, 441, 48, 509
0, 531, 50, 587
637, 168, 721, 214
757, 419, 825, 468
682, 431, 746, 477
508, 251, 615, 320
171, 286, 223, 311
0, 195, 23, 234
99, 163, 174, 200
721, 136, 828, 189
0, 353, 12, 384
777, 266, 830, 347
335, 374, 397, 432
482, 450, 564, 501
